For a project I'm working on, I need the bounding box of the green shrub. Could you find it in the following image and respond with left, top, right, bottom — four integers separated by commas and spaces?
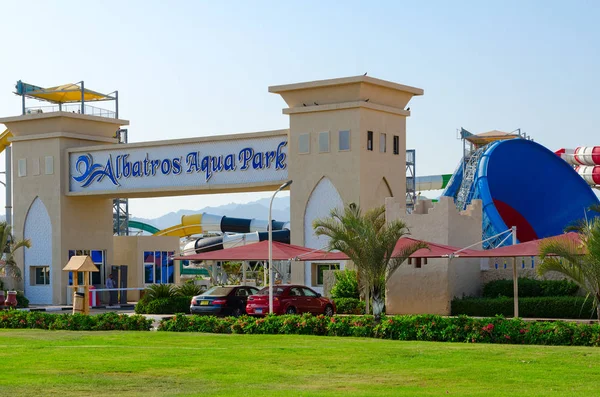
330, 270, 359, 299
175, 282, 205, 297
333, 298, 365, 314
16, 291, 29, 308
144, 284, 176, 300
482, 278, 579, 298
0, 311, 152, 331
451, 296, 597, 319
136, 296, 192, 314
157, 313, 600, 347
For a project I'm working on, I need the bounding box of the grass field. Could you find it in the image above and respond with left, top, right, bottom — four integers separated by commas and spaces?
0, 329, 599, 396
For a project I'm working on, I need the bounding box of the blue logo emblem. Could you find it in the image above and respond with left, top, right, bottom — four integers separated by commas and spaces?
72, 154, 119, 187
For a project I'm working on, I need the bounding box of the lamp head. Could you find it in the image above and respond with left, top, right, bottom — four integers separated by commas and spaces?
279, 180, 293, 190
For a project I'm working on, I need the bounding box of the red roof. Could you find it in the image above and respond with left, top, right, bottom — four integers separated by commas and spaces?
299, 237, 481, 261
174, 240, 338, 262
457, 232, 583, 258
392, 237, 480, 258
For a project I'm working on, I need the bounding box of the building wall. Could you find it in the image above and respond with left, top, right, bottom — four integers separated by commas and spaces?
6, 114, 125, 305
113, 236, 180, 301
274, 77, 422, 286
385, 197, 483, 315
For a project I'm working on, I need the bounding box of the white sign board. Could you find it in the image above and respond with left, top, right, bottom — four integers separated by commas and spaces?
69, 135, 288, 193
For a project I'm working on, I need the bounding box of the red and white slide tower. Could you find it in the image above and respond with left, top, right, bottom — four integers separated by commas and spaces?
556, 147, 600, 187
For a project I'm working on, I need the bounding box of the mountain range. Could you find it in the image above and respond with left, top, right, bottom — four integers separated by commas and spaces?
130, 196, 291, 231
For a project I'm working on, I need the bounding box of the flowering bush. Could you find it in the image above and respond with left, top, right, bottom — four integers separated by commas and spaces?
157, 313, 600, 347
0, 310, 152, 331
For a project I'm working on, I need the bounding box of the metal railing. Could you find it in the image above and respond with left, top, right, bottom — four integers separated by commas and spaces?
66, 287, 145, 307
25, 103, 116, 119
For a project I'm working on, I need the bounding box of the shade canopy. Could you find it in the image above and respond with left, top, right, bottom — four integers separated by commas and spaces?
62, 255, 99, 272
298, 237, 482, 261
16, 81, 115, 104
454, 232, 584, 258
174, 241, 340, 262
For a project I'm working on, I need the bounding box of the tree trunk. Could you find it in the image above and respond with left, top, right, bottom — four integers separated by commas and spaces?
365, 287, 370, 315
596, 295, 600, 324
372, 285, 384, 322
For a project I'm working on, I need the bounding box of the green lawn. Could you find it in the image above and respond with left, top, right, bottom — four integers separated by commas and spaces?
0, 330, 598, 396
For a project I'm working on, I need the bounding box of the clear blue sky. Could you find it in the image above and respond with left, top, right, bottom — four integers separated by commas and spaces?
0, 0, 598, 218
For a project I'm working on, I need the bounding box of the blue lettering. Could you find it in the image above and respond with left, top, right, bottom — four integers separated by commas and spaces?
276, 141, 288, 170
224, 154, 236, 171
172, 157, 182, 175
161, 159, 172, 175
151, 160, 160, 175
201, 156, 212, 181
132, 161, 142, 177
252, 152, 264, 169
115, 155, 122, 179
122, 154, 131, 177
265, 151, 276, 168
186, 152, 199, 173
239, 147, 253, 170
212, 155, 223, 173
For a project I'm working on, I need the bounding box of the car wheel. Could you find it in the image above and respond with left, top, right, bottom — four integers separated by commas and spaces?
285, 306, 296, 314
324, 305, 334, 316
232, 307, 243, 317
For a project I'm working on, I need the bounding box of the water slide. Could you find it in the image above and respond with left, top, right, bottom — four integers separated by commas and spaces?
128, 220, 160, 235
441, 139, 599, 248
556, 147, 600, 187
153, 213, 291, 255
0, 129, 12, 154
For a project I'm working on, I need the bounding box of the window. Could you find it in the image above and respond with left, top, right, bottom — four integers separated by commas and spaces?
18, 159, 26, 177
393, 135, 399, 155
367, 131, 373, 151
45, 156, 54, 175
68, 249, 105, 285
302, 287, 318, 297
289, 287, 303, 296
315, 263, 340, 286
31, 266, 50, 285
144, 250, 175, 284
298, 133, 310, 154
339, 130, 350, 151
380, 133, 386, 153
318, 131, 329, 153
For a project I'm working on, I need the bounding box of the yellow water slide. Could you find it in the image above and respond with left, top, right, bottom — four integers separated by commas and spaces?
0, 129, 12, 154
154, 214, 204, 237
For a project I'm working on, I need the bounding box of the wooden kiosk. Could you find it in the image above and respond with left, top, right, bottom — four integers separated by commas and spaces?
62, 256, 99, 315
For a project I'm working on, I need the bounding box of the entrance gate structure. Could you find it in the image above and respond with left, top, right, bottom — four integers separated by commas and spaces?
1, 76, 423, 304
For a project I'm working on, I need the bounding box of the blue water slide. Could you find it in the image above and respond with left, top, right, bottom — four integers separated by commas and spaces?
444, 139, 599, 247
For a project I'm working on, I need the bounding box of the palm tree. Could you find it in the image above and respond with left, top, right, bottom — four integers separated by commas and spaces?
0, 221, 31, 281
538, 215, 600, 321
313, 203, 427, 319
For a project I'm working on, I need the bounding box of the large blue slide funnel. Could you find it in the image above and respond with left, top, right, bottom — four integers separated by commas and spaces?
444, 139, 599, 247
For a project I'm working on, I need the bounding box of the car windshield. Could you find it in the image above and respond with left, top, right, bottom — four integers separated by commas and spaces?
256, 287, 286, 296
201, 286, 234, 296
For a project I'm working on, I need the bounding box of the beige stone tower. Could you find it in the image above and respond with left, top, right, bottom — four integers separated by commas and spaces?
270, 76, 423, 288
0, 112, 127, 304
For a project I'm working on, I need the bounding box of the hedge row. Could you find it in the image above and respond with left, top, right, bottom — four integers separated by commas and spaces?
483, 278, 579, 298
0, 310, 153, 331
333, 298, 366, 314
135, 296, 192, 314
452, 296, 597, 319
158, 313, 600, 346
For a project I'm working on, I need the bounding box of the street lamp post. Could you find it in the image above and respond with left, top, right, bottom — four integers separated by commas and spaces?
269, 180, 292, 314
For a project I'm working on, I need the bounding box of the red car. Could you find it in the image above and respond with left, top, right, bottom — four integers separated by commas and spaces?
246, 285, 335, 316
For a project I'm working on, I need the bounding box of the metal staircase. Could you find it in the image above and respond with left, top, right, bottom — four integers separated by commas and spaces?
455, 145, 486, 211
